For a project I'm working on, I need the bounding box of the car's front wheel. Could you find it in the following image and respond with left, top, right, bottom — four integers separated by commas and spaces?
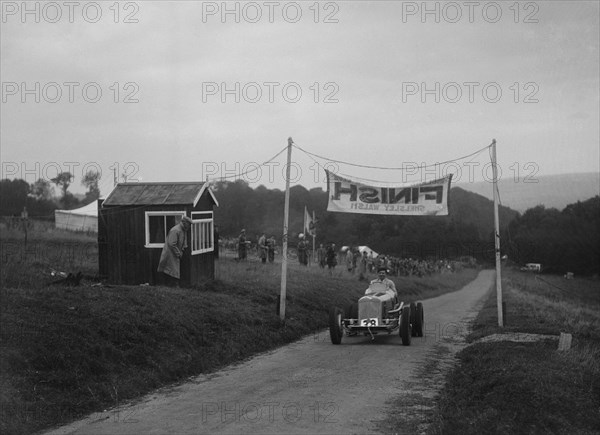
410, 302, 417, 336
329, 306, 343, 344
399, 306, 412, 346
414, 302, 424, 337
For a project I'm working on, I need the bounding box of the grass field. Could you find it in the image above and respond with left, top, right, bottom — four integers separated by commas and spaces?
0, 224, 479, 435
431, 268, 600, 434
1, 220, 98, 290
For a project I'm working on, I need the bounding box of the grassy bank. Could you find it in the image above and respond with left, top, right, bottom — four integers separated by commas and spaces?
432, 268, 600, 434
1, 227, 479, 435
1, 222, 98, 290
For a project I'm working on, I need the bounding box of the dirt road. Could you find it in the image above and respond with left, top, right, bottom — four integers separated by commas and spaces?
46, 269, 494, 435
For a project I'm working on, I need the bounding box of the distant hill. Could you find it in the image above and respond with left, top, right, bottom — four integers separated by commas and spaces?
448, 186, 518, 238
456, 172, 599, 213
213, 180, 520, 260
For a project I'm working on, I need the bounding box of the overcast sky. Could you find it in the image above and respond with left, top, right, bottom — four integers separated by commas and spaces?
1, 1, 598, 195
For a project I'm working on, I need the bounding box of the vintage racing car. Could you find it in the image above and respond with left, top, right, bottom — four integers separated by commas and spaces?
329, 282, 424, 345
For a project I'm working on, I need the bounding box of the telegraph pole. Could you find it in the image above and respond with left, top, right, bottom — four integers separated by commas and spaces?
491, 139, 503, 327
279, 137, 293, 322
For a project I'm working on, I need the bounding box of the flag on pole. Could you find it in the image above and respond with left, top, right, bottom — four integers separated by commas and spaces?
304, 206, 316, 236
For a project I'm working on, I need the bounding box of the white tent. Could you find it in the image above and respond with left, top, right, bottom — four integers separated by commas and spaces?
340, 245, 379, 258
55, 200, 98, 232
358, 246, 379, 258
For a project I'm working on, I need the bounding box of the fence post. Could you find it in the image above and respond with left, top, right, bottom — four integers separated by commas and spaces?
558, 332, 572, 351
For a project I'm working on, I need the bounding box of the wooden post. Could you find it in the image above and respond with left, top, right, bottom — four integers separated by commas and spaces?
491, 139, 503, 327
21, 207, 28, 246
312, 210, 316, 264
279, 137, 293, 322
558, 332, 572, 351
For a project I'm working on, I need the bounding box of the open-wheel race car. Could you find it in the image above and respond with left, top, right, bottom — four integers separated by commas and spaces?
329, 282, 424, 345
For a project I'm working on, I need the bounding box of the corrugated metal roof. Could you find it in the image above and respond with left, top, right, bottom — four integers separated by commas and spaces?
102, 182, 208, 206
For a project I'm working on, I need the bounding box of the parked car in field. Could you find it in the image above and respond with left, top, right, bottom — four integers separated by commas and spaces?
329, 282, 424, 345
520, 263, 542, 272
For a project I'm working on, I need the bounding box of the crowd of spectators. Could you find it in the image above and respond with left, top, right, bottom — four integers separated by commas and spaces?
339, 246, 475, 279
217, 236, 476, 277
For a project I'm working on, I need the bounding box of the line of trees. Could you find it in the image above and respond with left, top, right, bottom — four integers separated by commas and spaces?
3, 176, 597, 275
0, 171, 101, 218
506, 197, 600, 275
211, 180, 599, 275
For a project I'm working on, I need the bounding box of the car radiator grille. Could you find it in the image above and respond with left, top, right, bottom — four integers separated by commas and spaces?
359, 298, 382, 321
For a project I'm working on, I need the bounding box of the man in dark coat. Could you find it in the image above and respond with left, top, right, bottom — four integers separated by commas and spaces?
238, 229, 248, 260
297, 233, 308, 266
326, 243, 337, 274
317, 243, 326, 268
157, 216, 192, 286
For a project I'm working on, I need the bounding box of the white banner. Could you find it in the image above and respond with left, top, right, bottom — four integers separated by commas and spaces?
326, 171, 452, 216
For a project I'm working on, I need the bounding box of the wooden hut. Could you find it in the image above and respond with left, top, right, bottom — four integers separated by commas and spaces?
98, 182, 218, 286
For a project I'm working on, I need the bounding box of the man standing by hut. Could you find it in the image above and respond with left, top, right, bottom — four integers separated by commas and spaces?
157, 216, 192, 287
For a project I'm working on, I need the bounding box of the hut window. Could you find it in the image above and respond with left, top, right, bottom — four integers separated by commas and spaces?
144, 211, 186, 248
191, 212, 214, 255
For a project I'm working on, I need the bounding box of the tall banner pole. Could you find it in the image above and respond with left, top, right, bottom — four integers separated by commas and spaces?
491, 138, 503, 327
312, 210, 316, 263
279, 137, 293, 322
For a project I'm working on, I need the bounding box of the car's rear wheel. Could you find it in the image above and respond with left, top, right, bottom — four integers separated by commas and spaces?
399, 306, 411, 346
414, 302, 424, 337
410, 302, 417, 336
329, 306, 343, 345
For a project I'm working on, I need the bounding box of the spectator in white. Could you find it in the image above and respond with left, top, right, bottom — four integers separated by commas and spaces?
358, 251, 368, 281
346, 247, 354, 274
366, 266, 397, 298
367, 251, 375, 272
157, 216, 192, 286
